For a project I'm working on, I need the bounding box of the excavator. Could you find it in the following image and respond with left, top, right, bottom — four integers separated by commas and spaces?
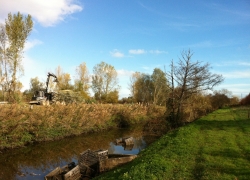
29, 72, 60, 105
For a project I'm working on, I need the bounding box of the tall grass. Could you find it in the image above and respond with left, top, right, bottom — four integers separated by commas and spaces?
0, 103, 165, 150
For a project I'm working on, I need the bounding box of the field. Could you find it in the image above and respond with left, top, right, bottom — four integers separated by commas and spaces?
0, 103, 165, 150
96, 107, 250, 180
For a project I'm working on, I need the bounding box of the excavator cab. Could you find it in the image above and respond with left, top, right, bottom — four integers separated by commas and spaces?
29, 72, 58, 105
31, 90, 45, 100
30, 90, 47, 105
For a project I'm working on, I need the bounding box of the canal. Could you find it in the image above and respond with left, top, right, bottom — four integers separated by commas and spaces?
0, 126, 160, 180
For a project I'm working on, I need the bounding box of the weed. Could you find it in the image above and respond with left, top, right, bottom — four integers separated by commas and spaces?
0, 103, 165, 149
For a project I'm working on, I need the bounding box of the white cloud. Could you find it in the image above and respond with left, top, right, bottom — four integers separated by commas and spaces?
0, 0, 83, 27
238, 62, 250, 66
129, 49, 146, 54
110, 49, 124, 58
215, 83, 250, 97
213, 60, 250, 67
221, 70, 250, 79
129, 49, 168, 55
117, 69, 134, 77
149, 50, 168, 54
24, 39, 43, 51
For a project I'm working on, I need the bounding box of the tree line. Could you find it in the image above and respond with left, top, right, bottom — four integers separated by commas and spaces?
1, 12, 248, 128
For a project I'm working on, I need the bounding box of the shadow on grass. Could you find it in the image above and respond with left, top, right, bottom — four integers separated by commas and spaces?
193, 147, 205, 180
195, 119, 250, 131
192, 117, 250, 179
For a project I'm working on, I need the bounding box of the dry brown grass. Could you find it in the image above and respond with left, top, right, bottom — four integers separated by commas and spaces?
0, 103, 165, 149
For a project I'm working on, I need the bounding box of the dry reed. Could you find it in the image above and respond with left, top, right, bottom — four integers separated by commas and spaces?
0, 103, 165, 150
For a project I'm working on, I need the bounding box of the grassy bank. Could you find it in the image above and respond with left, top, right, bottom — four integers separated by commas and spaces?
96, 107, 250, 180
0, 103, 165, 150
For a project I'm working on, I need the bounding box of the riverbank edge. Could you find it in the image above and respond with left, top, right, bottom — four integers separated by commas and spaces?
0, 103, 165, 151
95, 107, 250, 180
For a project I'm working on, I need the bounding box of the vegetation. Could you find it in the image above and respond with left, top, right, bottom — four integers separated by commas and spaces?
240, 93, 250, 105
0, 103, 165, 150
129, 68, 169, 105
92, 61, 119, 103
74, 62, 90, 99
166, 50, 224, 128
95, 107, 250, 180
0, 12, 33, 102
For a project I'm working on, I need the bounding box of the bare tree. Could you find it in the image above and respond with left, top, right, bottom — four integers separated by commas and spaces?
166, 49, 224, 127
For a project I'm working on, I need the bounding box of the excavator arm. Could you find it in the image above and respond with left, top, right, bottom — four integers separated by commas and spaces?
45, 72, 58, 93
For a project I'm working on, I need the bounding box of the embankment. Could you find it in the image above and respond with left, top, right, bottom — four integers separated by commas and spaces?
95, 107, 250, 180
0, 103, 165, 150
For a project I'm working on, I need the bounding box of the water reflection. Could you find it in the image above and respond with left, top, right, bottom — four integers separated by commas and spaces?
0, 127, 160, 180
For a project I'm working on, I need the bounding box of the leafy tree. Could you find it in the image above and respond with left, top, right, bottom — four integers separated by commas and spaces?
103, 90, 119, 103
129, 72, 153, 103
166, 49, 224, 127
210, 92, 230, 109
151, 68, 169, 105
55, 66, 73, 90
5, 12, 33, 102
136, 73, 153, 103
129, 71, 141, 101
74, 62, 90, 98
30, 77, 44, 93
240, 93, 250, 105
209, 89, 234, 109
118, 96, 134, 104
230, 96, 239, 106
22, 77, 43, 102
92, 61, 119, 102
184, 93, 213, 121
60, 73, 73, 90
0, 24, 10, 101
129, 69, 169, 105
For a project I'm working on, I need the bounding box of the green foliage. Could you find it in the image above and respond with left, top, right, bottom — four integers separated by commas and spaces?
129, 68, 169, 105
102, 90, 119, 103
96, 107, 250, 180
29, 77, 44, 93
151, 68, 169, 105
4, 12, 33, 101
92, 61, 119, 102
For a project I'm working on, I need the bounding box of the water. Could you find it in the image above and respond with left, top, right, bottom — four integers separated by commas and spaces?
0, 126, 160, 180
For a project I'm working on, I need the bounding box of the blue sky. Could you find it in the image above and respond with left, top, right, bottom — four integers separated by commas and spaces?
1, 0, 249, 98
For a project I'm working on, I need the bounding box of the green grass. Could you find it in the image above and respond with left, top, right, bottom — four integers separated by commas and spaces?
95, 107, 250, 180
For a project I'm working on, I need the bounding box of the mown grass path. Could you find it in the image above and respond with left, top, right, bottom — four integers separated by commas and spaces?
96, 107, 250, 180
